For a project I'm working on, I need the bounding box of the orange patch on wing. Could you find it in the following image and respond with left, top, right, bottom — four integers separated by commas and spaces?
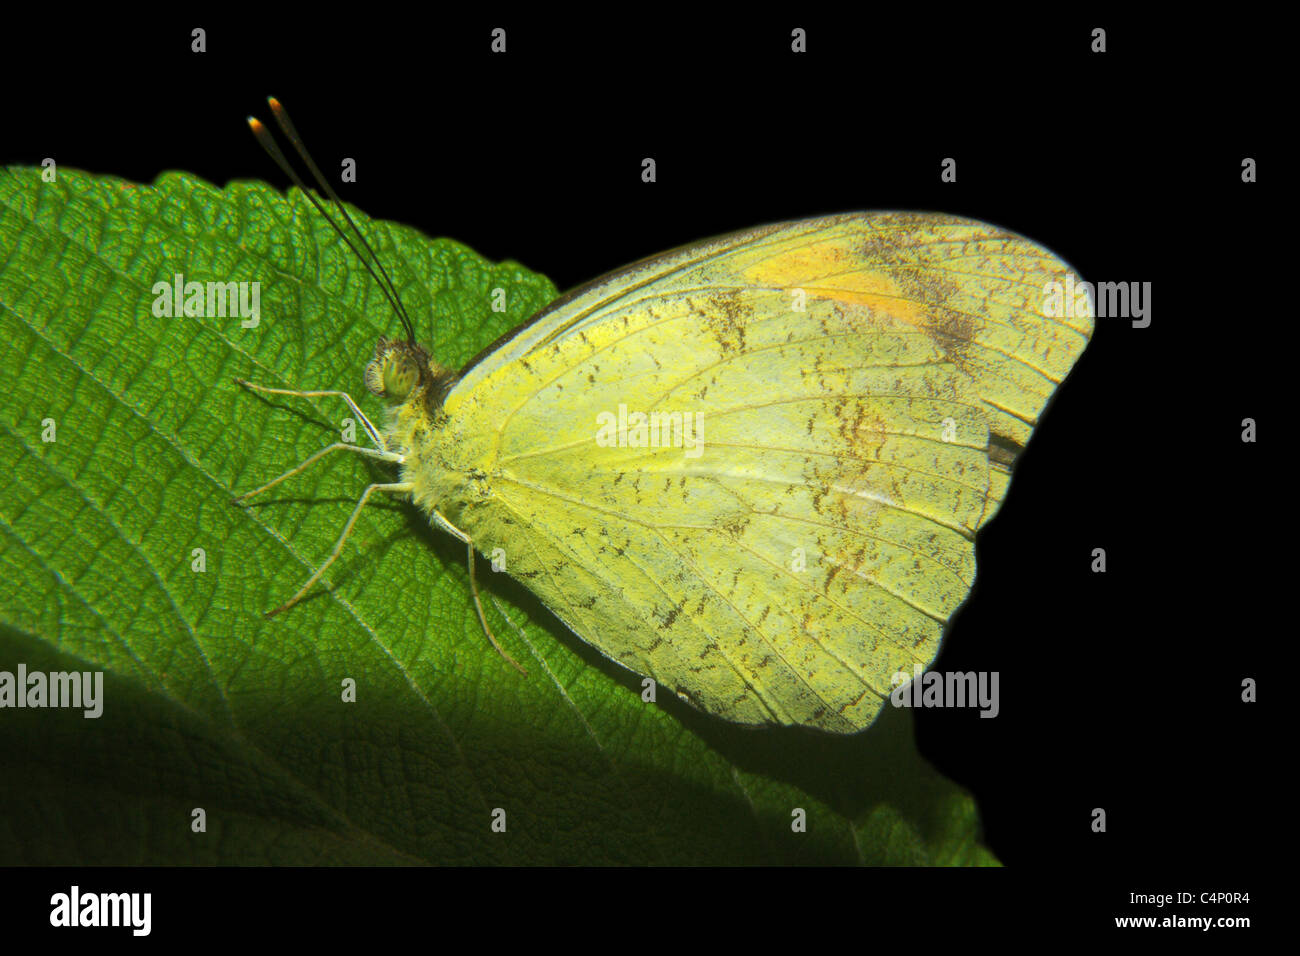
742, 239, 930, 328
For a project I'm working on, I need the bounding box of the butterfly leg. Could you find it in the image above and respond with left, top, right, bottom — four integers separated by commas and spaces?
430, 510, 529, 676
231, 443, 403, 504
234, 379, 388, 451
265, 481, 413, 618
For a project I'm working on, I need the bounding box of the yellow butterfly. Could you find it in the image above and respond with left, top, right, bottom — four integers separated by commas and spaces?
234, 100, 1091, 734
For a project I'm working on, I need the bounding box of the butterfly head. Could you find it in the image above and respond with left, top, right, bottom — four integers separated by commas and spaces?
364, 335, 456, 409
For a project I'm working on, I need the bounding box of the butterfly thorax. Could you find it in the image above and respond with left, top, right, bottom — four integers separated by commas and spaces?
364, 336, 492, 528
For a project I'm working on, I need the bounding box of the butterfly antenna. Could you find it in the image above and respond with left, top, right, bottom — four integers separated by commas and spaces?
247, 99, 418, 345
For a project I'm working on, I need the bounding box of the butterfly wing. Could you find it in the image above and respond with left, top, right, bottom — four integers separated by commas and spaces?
431, 213, 1092, 733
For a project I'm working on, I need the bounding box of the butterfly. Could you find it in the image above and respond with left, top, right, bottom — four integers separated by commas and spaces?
233, 99, 1092, 734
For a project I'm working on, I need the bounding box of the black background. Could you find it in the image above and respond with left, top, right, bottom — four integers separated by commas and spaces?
2, 7, 1275, 938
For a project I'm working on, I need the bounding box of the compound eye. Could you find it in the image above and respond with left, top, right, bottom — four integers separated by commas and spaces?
364, 337, 421, 401
384, 353, 419, 399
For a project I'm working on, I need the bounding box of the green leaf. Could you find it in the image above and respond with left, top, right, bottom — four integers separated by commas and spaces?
0, 168, 997, 865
